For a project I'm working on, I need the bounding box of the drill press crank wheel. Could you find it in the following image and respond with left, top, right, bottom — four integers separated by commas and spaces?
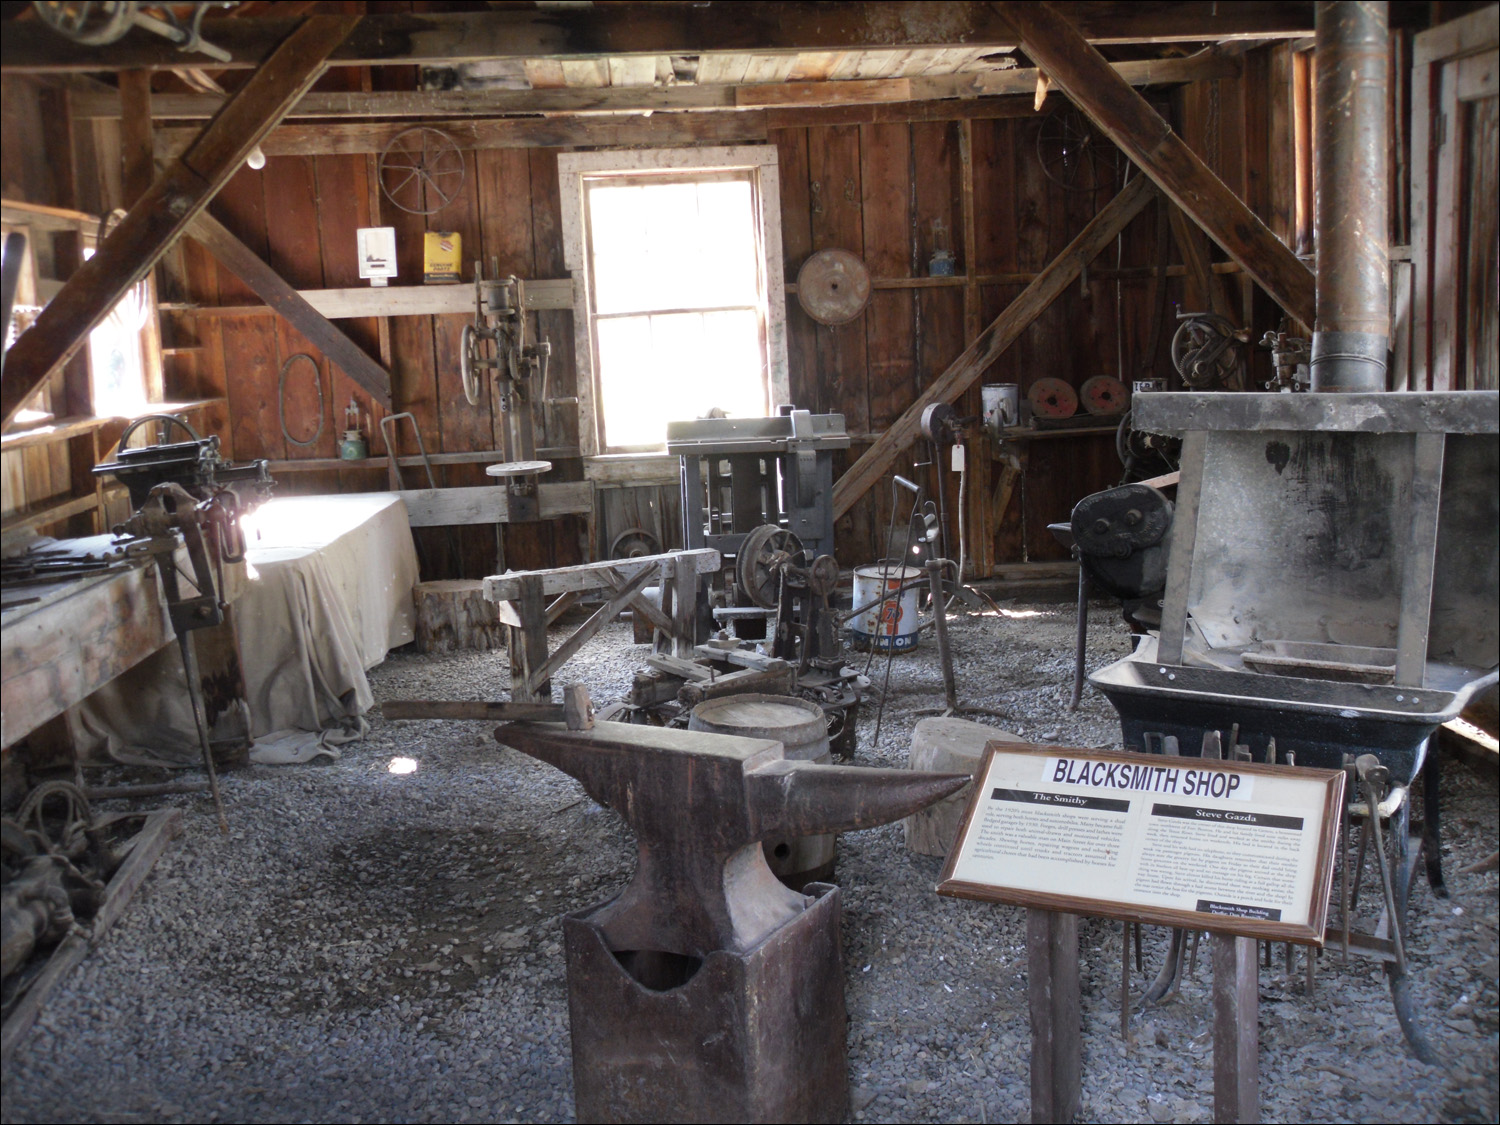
459, 323, 487, 406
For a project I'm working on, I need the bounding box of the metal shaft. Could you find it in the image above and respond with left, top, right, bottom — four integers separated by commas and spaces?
177, 632, 229, 835
1070, 565, 1089, 711
1312, 0, 1390, 392
927, 560, 958, 712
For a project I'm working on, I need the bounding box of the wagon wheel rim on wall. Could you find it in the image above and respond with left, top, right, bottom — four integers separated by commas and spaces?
1035, 106, 1113, 193
379, 127, 467, 215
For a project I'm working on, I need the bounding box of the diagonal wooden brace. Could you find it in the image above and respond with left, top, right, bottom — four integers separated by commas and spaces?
995, 1, 1316, 325
528, 563, 660, 694
187, 212, 391, 405
600, 568, 674, 635
1, 14, 361, 428
832, 173, 1156, 519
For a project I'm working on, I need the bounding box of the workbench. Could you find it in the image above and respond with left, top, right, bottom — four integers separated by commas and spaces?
3, 494, 420, 765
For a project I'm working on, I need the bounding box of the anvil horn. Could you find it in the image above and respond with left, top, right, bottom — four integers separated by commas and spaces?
747, 760, 971, 839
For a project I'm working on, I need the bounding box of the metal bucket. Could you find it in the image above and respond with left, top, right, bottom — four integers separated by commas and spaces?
847, 564, 922, 652
688, 694, 835, 889
981, 383, 1020, 436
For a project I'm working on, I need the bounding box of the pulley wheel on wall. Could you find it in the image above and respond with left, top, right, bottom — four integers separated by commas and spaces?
1079, 375, 1129, 417
1028, 377, 1079, 419
737, 524, 804, 610
1035, 106, 1113, 193
796, 249, 870, 325
610, 528, 662, 561
920, 401, 958, 443
379, 127, 466, 215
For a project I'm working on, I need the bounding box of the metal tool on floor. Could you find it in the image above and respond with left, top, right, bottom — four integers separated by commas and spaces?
379, 412, 460, 571
492, 716, 968, 1123
914, 557, 1007, 721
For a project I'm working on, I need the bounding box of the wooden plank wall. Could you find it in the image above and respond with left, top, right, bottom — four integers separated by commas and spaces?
171, 143, 587, 578
775, 99, 1195, 570
166, 70, 1296, 578
9, 47, 1359, 582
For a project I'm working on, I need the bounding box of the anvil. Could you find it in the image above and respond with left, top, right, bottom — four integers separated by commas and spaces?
494, 719, 969, 1123
496, 719, 967, 957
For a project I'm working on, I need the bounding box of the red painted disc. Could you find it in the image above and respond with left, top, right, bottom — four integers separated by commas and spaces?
1080, 375, 1129, 416
1028, 377, 1079, 419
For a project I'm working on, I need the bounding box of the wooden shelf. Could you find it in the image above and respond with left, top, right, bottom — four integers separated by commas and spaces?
0, 491, 101, 534
266, 446, 579, 473
162, 278, 573, 321
1, 399, 225, 452
998, 422, 1121, 441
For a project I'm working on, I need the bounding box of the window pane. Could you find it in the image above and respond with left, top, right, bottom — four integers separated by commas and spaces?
589, 176, 760, 315
81, 245, 149, 417
596, 309, 765, 448
88, 318, 146, 417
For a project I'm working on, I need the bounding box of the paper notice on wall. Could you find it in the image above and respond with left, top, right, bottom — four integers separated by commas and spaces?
939, 746, 1343, 943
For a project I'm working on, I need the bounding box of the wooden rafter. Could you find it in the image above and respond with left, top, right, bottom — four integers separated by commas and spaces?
72, 53, 1239, 120
1, 14, 361, 430
186, 213, 391, 407
996, 1, 1317, 325
1, 3, 1325, 73
831, 175, 1158, 520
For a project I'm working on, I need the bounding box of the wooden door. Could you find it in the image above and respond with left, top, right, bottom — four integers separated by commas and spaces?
1412, 5, 1499, 391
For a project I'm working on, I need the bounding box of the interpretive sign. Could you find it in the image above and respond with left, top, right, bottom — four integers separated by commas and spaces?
938, 745, 1344, 944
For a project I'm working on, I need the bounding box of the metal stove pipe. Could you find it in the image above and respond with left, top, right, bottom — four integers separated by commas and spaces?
1312, 1, 1391, 392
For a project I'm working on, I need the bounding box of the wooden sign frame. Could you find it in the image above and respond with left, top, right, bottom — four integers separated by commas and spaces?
938, 744, 1345, 945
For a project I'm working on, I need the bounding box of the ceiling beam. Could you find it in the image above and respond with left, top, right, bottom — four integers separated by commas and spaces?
831, 174, 1158, 520
186, 213, 391, 407
1, 2, 1322, 73
156, 112, 774, 160
1, 15, 360, 430
75, 52, 1237, 120
996, 1, 1316, 325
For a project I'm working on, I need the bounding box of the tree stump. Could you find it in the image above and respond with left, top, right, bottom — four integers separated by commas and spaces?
903, 716, 1024, 858
413, 580, 506, 654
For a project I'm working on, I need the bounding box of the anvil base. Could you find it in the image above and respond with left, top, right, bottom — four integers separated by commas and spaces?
562, 883, 849, 1124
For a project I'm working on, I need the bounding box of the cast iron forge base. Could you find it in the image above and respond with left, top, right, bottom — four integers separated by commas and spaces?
564, 884, 847, 1125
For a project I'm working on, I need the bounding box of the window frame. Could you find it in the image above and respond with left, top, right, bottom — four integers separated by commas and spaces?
558, 146, 790, 457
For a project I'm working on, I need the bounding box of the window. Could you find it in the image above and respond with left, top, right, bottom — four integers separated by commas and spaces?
559, 147, 789, 455
82, 242, 151, 417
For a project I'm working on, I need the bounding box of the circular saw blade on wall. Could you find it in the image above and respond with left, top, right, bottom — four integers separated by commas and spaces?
796, 249, 871, 325
1028, 377, 1079, 419
1079, 375, 1129, 416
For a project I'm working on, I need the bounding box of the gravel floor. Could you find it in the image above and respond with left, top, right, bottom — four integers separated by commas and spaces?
3, 596, 1497, 1124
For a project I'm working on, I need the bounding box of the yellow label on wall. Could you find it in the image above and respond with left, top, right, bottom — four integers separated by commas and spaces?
423, 231, 462, 283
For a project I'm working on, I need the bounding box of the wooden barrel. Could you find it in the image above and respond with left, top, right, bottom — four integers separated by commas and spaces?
688, 694, 836, 889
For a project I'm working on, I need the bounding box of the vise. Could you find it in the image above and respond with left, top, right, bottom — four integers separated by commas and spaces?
494, 718, 967, 1123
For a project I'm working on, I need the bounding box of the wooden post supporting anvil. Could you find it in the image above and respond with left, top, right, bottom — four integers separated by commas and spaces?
493, 719, 970, 1124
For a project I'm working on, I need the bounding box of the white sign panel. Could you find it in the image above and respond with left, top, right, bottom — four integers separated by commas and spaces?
939, 745, 1344, 944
